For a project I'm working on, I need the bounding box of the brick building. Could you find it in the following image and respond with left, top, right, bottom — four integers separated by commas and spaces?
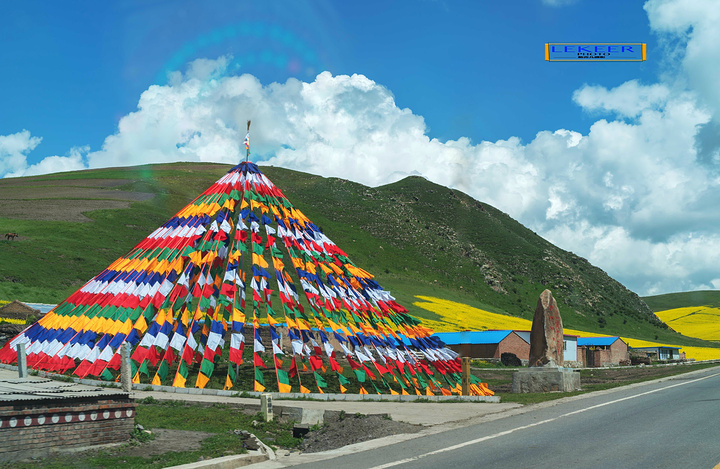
432, 330, 530, 360
0, 368, 135, 462
577, 336, 630, 367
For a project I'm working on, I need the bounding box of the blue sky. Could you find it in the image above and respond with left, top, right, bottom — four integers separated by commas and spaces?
3, 0, 720, 297
2, 1, 656, 157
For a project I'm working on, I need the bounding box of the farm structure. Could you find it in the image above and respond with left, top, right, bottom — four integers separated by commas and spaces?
630, 346, 684, 361
0, 301, 40, 321
432, 330, 530, 361
0, 367, 134, 462
577, 337, 630, 367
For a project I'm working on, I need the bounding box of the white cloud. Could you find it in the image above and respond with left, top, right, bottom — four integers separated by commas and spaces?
0, 130, 42, 176
5, 146, 88, 178
573, 80, 670, 118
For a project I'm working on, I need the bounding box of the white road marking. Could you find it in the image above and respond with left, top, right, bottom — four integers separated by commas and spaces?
368, 371, 720, 469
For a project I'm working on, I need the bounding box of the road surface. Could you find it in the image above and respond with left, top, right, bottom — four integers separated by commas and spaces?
287, 366, 720, 469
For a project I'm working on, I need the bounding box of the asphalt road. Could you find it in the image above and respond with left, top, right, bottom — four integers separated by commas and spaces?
289, 367, 720, 469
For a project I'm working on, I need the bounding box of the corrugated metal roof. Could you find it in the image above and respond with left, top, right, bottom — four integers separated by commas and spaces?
0, 369, 129, 402
433, 330, 514, 345
577, 336, 621, 346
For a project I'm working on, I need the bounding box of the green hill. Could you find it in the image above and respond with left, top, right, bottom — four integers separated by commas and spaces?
642, 291, 720, 312
0, 162, 714, 348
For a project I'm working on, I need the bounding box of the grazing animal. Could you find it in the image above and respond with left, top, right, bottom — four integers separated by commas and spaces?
5, 233, 18, 240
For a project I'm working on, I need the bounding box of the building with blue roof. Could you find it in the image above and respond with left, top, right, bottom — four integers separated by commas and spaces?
431, 330, 530, 361
577, 336, 629, 367
629, 345, 683, 361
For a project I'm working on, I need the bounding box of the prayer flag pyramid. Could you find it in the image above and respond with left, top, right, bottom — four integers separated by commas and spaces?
0, 161, 493, 396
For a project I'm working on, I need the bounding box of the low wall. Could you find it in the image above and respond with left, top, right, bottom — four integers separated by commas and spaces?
0, 396, 136, 462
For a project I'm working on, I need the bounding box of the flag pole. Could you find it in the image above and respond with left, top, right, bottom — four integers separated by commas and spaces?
245, 120, 251, 163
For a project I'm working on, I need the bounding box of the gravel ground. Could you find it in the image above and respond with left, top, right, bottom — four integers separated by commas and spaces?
300, 412, 423, 453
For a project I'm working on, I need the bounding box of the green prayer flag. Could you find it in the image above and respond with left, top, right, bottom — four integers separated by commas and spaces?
353, 368, 367, 383
277, 369, 290, 385
138, 360, 150, 376
313, 372, 327, 388
157, 360, 169, 380
337, 372, 351, 385
100, 369, 114, 381
178, 360, 188, 378
228, 363, 237, 382
200, 358, 214, 377
254, 367, 265, 386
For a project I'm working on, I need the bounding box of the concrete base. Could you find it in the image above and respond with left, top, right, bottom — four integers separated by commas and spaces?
512, 367, 581, 393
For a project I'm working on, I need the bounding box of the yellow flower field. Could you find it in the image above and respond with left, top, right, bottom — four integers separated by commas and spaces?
654, 306, 720, 341
0, 317, 25, 325
413, 296, 720, 361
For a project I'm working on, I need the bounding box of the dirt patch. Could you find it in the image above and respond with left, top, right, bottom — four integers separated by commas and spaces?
0, 178, 132, 188
0, 186, 154, 202
0, 199, 135, 222
120, 429, 215, 458
300, 413, 422, 453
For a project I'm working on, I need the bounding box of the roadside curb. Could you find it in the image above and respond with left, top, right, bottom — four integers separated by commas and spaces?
166, 432, 276, 469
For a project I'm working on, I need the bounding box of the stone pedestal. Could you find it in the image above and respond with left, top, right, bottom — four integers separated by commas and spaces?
512, 367, 580, 393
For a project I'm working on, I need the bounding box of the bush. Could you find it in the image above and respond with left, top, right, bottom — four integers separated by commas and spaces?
501, 352, 522, 367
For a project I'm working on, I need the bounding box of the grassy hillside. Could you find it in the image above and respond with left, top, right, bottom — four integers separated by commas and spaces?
642, 291, 720, 312
0, 162, 714, 348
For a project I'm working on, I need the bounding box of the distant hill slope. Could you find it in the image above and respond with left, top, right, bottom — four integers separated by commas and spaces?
642, 291, 720, 312
642, 291, 720, 342
0, 162, 710, 347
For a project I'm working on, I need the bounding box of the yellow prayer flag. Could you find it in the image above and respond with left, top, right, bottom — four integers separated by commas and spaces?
195, 373, 210, 389
173, 373, 186, 388
224, 375, 234, 390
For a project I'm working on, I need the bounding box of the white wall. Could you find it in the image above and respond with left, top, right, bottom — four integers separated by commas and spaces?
514, 331, 578, 362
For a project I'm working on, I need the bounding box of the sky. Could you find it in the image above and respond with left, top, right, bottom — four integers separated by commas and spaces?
1, 0, 720, 297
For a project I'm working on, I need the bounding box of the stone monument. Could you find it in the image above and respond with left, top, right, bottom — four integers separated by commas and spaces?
512, 290, 580, 393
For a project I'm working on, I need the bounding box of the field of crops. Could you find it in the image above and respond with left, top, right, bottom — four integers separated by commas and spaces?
413, 296, 720, 361
654, 306, 720, 341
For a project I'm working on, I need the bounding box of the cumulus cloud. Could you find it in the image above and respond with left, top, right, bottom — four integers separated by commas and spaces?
0, 130, 42, 176
573, 80, 671, 118
5, 146, 88, 179
4, 0, 720, 296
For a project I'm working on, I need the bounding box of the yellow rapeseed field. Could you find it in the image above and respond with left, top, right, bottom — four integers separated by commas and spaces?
413, 296, 532, 332
655, 306, 720, 341
413, 296, 720, 361
0, 317, 25, 325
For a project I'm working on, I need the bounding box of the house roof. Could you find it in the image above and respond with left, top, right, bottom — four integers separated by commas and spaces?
577, 336, 621, 347
630, 346, 682, 350
433, 330, 515, 345
0, 300, 40, 318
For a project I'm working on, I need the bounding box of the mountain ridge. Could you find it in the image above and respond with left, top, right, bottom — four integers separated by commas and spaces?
0, 161, 711, 347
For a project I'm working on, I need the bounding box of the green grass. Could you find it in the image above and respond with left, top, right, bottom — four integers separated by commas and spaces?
642, 291, 720, 312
